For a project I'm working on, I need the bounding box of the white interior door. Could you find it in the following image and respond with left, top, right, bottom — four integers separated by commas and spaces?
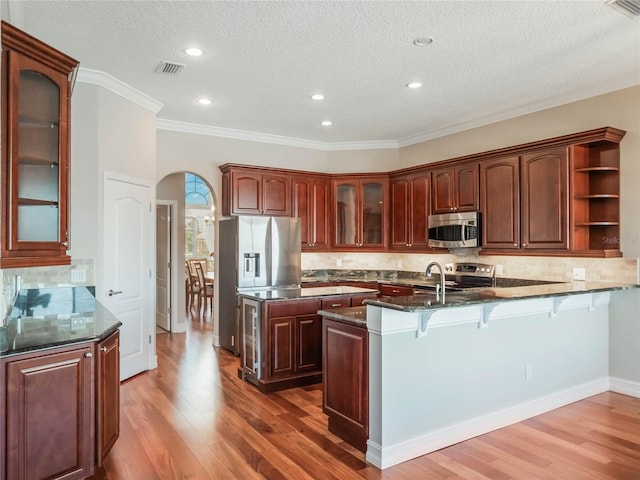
103, 174, 154, 381
155, 204, 171, 331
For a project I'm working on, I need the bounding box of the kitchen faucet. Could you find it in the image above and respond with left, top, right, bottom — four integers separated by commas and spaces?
425, 261, 445, 304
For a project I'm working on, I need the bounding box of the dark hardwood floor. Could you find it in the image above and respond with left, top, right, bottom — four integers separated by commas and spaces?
93, 314, 640, 479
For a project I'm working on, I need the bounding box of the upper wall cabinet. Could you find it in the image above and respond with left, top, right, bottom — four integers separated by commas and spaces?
431, 162, 479, 214
479, 127, 625, 257
1, 21, 79, 268
220, 164, 291, 217
292, 174, 330, 251
332, 175, 388, 250
390, 170, 431, 251
481, 148, 569, 252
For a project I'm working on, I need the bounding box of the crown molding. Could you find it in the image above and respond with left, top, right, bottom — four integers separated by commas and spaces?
156, 119, 398, 151
397, 77, 640, 148
76, 67, 164, 114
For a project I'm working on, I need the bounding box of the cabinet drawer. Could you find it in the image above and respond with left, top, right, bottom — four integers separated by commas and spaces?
321, 297, 351, 309
268, 299, 319, 318
350, 293, 378, 306
378, 284, 413, 296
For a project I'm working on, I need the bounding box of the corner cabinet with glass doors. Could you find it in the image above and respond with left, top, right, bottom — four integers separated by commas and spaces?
331, 175, 388, 250
1, 21, 79, 268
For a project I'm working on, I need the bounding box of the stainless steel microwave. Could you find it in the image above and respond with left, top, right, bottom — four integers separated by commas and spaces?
428, 212, 480, 248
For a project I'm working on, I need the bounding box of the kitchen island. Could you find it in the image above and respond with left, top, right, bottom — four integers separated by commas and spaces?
319, 280, 639, 469
0, 287, 122, 480
237, 285, 378, 393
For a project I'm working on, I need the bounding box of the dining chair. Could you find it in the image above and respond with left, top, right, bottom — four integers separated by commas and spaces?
194, 262, 214, 313
185, 265, 199, 311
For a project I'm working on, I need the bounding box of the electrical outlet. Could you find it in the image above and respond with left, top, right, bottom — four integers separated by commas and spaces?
71, 269, 86, 283
397, 259, 403, 269
495, 264, 503, 276
336, 258, 342, 268
572, 268, 586, 281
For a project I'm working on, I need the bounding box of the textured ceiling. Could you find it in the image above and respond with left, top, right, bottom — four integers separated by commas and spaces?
5, 1, 640, 147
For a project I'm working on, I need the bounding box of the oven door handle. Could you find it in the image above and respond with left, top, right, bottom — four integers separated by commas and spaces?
461, 222, 467, 246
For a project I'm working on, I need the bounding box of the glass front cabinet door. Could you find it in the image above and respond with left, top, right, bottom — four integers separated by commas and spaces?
1, 21, 78, 267
332, 176, 388, 250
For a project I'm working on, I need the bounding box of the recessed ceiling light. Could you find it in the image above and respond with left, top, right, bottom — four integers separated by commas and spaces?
311, 94, 325, 101
321, 120, 332, 126
413, 37, 434, 46
185, 47, 203, 57
406, 82, 423, 89
197, 98, 212, 105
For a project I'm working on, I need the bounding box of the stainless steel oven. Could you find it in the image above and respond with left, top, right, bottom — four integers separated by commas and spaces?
428, 212, 480, 248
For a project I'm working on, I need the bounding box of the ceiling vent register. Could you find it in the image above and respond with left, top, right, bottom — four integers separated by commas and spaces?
606, 0, 640, 17
155, 60, 185, 75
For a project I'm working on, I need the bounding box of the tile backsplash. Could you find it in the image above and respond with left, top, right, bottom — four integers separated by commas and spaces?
1, 258, 94, 323
301, 252, 639, 285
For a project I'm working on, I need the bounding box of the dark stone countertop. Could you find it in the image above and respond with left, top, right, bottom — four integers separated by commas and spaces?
238, 285, 379, 301
365, 280, 639, 312
1, 287, 122, 357
318, 306, 367, 327
318, 281, 640, 325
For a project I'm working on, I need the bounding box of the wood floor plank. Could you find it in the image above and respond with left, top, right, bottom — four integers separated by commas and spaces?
91, 317, 640, 480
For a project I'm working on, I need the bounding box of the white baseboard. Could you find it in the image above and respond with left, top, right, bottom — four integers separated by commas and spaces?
609, 377, 640, 398
366, 377, 609, 469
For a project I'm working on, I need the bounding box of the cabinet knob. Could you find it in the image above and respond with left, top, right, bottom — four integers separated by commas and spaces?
84, 352, 93, 358
514, 243, 518, 247
61, 241, 68, 247
100, 346, 108, 352
522, 243, 528, 247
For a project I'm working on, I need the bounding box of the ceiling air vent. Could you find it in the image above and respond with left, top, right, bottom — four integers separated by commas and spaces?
606, 0, 640, 17
155, 60, 185, 75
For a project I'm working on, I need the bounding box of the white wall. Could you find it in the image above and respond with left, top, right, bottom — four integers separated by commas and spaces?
70, 83, 157, 296
367, 300, 611, 468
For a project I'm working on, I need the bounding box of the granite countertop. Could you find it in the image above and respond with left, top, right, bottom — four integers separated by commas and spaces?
364, 280, 639, 312
238, 285, 379, 301
1, 287, 122, 357
318, 306, 367, 327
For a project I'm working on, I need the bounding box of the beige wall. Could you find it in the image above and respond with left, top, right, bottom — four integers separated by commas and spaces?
399, 85, 640, 260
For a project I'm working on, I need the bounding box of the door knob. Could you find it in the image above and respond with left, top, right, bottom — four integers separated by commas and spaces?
108, 289, 123, 296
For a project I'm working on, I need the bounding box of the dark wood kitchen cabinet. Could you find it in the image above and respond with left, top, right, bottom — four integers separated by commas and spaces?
0, 330, 120, 480
570, 128, 625, 257
1, 21, 79, 268
322, 318, 369, 452
292, 174, 330, 251
220, 164, 291, 216
3, 344, 94, 480
264, 299, 323, 390
431, 162, 479, 214
332, 175, 388, 250
390, 170, 431, 251
481, 148, 569, 252
96, 331, 120, 466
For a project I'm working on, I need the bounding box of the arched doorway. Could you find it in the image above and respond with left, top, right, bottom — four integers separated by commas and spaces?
156, 171, 217, 334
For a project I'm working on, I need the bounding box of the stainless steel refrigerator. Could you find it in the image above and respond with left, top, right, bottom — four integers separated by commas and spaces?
218, 216, 301, 354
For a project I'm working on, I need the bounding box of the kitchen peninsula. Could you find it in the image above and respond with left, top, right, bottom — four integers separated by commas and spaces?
319, 280, 639, 469
0, 287, 121, 480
